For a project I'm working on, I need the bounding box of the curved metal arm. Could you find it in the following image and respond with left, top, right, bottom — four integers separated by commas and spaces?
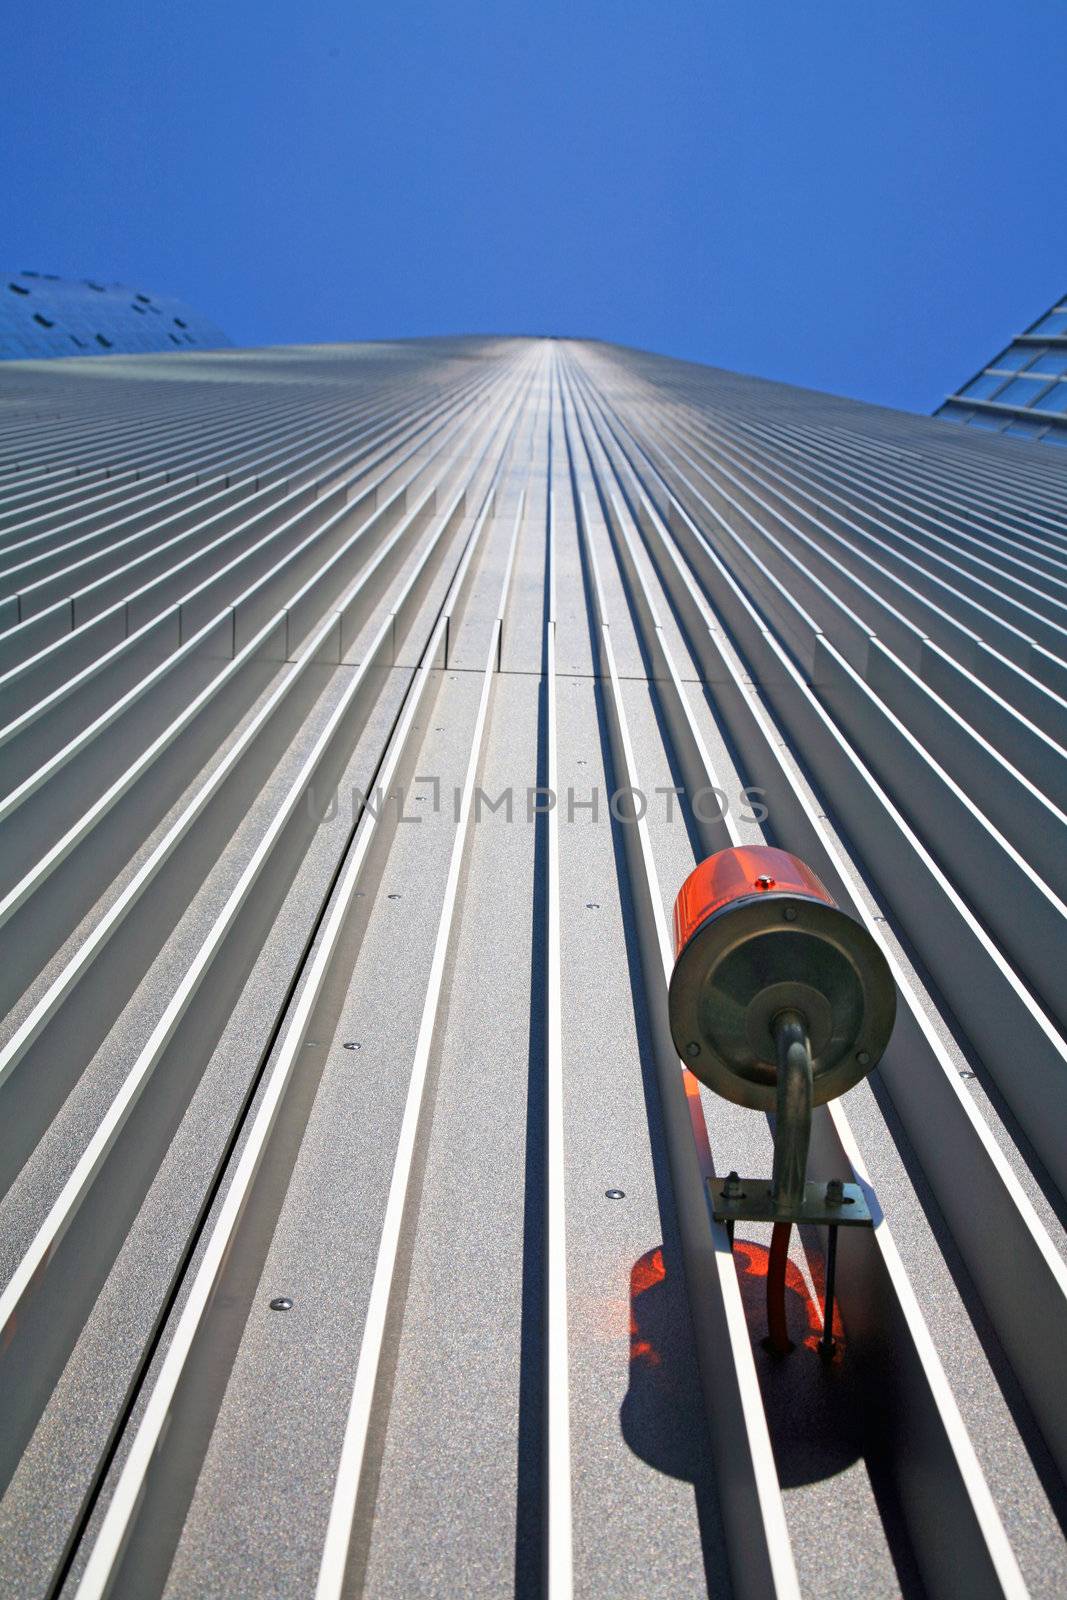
771, 1009, 812, 1217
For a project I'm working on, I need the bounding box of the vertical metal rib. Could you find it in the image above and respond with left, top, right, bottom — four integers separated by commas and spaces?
543, 356, 574, 1600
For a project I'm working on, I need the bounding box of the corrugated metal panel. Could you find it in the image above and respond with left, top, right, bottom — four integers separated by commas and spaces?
0, 337, 1065, 1599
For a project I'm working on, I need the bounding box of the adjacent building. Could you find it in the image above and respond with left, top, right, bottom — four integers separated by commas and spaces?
0, 270, 229, 359
936, 289, 1067, 442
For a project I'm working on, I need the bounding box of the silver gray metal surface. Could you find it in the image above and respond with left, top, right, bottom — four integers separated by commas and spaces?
0, 335, 1065, 1599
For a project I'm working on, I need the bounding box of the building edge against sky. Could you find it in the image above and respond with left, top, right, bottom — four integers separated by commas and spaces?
0, 271, 230, 360
6, 263, 1067, 454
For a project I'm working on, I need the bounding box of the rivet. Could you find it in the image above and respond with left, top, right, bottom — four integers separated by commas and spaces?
586, 901, 600, 909
387, 893, 401, 900
605, 1189, 626, 1200
687, 1041, 701, 1058
755, 875, 775, 890
343, 1041, 362, 1051
269, 1296, 293, 1311
856, 1050, 870, 1066
783, 905, 797, 921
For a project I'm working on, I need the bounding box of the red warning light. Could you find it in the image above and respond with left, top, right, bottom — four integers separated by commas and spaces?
672, 845, 834, 961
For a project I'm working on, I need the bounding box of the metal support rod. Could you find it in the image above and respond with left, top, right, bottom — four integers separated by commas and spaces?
820, 1224, 839, 1358
765, 1011, 813, 1354
771, 1009, 813, 1217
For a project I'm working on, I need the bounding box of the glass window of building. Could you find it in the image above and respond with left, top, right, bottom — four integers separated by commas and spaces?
968, 412, 1006, 430
988, 375, 1054, 409
1004, 419, 1046, 437
990, 346, 1034, 372
1030, 309, 1067, 338
0, 271, 229, 360
939, 291, 1067, 444
960, 372, 1007, 401
1028, 349, 1067, 377
1039, 383, 1067, 414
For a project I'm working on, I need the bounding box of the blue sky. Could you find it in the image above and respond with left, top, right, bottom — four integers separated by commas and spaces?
4, 1, 1064, 412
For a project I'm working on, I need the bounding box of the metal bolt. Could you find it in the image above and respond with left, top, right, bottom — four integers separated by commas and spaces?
825, 1178, 844, 1205
722, 1170, 743, 1199
343, 1041, 362, 1051
856, 1050, 870, 1066
687, 1041, 701, 1058
387, 893, 401, 900
605, 1188, 626, 1200
783, 905, 797, 921
586, 901, 600, 909
269, 1296, 293, 1311
755, 875, 775, 890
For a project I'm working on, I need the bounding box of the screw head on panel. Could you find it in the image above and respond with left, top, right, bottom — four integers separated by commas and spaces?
269, 1296, 293, 1311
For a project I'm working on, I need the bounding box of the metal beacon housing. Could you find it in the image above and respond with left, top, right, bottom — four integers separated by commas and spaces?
668, 845, 897, 1355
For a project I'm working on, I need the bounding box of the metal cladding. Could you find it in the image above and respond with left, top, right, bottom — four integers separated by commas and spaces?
667, 846, 896, 1110
0, 336, 1065, 1599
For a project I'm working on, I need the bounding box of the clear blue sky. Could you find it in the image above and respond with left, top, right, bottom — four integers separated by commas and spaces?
4, 1, 1064, 413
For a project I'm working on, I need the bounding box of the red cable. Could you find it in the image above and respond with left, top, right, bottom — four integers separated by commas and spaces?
766, 1221, 794, 1353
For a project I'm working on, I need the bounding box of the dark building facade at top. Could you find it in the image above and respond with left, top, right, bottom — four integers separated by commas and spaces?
0, 270, 230, 360
936, 288, 1067, 444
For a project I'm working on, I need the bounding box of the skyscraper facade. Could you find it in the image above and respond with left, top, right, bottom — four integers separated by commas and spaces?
0, 270, 230, 359
936, 289, 1067, 443
0, 338, 1064, 1600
